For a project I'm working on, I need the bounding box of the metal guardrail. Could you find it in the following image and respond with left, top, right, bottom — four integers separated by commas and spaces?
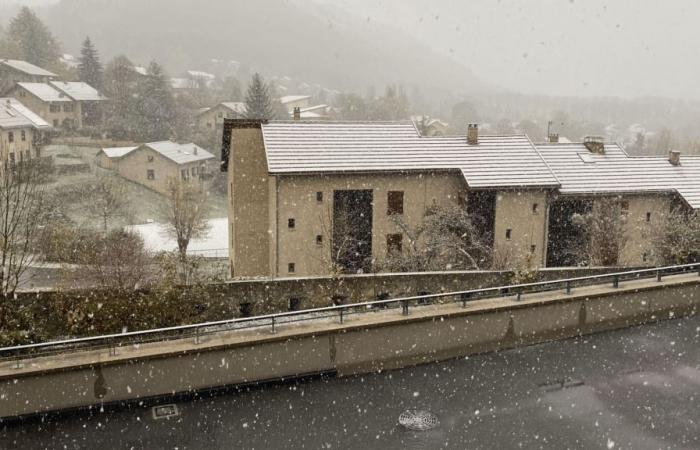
1, 263, 699, 362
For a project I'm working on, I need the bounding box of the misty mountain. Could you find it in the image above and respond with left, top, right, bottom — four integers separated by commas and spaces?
40, 0, 483, 94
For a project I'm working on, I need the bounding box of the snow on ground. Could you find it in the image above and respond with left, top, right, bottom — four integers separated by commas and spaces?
127, 218, 228, 258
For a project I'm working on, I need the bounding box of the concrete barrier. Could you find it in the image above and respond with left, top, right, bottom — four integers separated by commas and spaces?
1, 273, 698, 419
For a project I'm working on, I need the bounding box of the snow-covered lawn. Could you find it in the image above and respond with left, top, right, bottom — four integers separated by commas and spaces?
127, 218, 228, 258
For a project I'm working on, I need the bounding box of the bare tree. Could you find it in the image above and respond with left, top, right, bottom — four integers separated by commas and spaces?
571, 197, 628, 266
159, 179, 210, 284
84, 173, 131, 231
0, 161, 47, 325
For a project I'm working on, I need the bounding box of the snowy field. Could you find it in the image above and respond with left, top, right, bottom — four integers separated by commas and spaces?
127, 218, 228, 258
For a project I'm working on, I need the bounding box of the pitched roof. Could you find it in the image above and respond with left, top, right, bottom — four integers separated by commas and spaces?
16, 82, 71, 102
99, 146, 138, 158
50, 81, 106, 101
221, 102, 246, 115
0, 59, 56, 77
536, 142, 700, 209
280, 95, 311, 105
143, 141, 215, 165
261, 121, 560, 188
0, 98, 51, 130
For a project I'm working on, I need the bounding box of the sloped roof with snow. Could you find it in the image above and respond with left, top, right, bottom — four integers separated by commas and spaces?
17, 82, 71, 102
143, 141, 215, 165
221, 102, 247, 115
536, 142, 700, 209
280, 95, 311, 105
99, 146, 138, 159
0, 98, 51, 130
261, 121, 560, 188
0, 59, 56, 77
50, 81, 106, 101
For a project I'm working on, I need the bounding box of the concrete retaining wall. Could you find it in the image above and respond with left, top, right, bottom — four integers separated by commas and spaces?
1, 275, 697, 419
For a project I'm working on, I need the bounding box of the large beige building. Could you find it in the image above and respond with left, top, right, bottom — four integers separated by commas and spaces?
96, 141, 216, 195
222, 119, 700, 279
0, 98, 51, 163
0, 59, 56, 95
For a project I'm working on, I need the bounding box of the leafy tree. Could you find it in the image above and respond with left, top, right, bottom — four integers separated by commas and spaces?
244, 73, 274, 120
135, 61, 178, 141
77, 36, 103, 89
651, 208, 700, 265
6, 7, 61, 69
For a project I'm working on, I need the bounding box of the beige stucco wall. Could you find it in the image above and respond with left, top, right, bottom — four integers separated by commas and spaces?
618, 194, 671, 266
0, 127, 40, 162
196, 105, 241, 133
11, 86, 82, 129
493, 190, 549, 268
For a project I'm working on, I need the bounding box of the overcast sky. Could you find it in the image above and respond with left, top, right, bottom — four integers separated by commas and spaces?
313, 0, 700, 100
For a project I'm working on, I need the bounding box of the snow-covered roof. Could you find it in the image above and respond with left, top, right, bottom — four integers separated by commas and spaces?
170, 77, 191, 89
132, 66, 148, 76
143, 141, 215, 165
0, 98, 51, 130
221, 102, 247, 115
16, 82, 71, 102
280, 95, 311, 105
536, 142, 700, 209
261, 121, 560, 188
0, 59, 56, 77
50, 81, 106, 101
187, 70, 215, 79
99, 146, 138, 159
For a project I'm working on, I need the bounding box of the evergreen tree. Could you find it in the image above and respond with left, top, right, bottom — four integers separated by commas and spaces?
78, 36, 103, 89
7, 7, 60, 69
136, 61, 177, 141
244, 73, 274, 120
103, 55, 138, 139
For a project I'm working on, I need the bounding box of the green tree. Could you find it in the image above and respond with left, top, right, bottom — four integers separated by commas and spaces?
6, 7, 61, 69
103, 55, 138, 138
136, 61, 178, 141
244, 73, 274, 120
77, 36, 103, 89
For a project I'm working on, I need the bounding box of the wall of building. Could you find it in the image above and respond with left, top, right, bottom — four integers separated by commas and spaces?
11, 87, 82, 129
0, 127, 39, 162
196, 105, 240, 133
618, 194, 671, 266
494, 190, 549, 268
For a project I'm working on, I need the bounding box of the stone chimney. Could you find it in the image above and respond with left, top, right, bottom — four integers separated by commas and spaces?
669, 150, 681, 166
548, 133, 559, 143
293, 107, 301, 121
467, 123, 479, 145
193, 146, 198, 155
583, 136, 605, 154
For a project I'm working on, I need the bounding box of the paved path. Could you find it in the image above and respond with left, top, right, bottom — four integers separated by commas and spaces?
1, 313, 699, 449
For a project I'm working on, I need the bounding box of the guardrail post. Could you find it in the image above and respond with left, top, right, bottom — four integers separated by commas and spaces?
271, 317, 276, 334
109, 345, 117, 356
565, 281, 571, 295
401, 300, 409, 315
657, 270, 662, 282
516, 291, 522, 302
194, 328, 200, 345
613, 275, 619, 288
339, 308, 344, 324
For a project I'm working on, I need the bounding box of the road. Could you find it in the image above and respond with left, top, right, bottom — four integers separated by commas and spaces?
2, 315, 699, 449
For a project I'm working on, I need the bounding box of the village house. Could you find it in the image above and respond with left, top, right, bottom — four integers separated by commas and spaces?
0, 59, 56, 95
9, 81, 106, 129
280, 95, 329, 120
195, 102, 247, 133
222, 119, 700, 279
96, 140, 215, 195
0, 97, 51, 163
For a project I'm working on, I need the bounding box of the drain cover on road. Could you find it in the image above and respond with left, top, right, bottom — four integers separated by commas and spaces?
398, 410, 439, 431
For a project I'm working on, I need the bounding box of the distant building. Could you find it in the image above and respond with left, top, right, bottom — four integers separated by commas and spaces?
412, 116, 450, 136
0, 98, 51, 163
96, 141, 216, 195
196, 102, 247, 132
0, 59, 57, 95
60, 54, 79, 70
280, 95, 311, 113
9, 81, 106, 129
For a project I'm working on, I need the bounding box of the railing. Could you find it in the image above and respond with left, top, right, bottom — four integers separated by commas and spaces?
1, 263, 699, 363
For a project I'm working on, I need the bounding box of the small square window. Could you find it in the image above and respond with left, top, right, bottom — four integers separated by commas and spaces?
147, 169, 155, 180
288, 218, 295, 229
288, 296, 301, 311
530, 244, 536, 254
147, 155, 154, 162
387, 233, 403, 254
21, 130, 26, 141
646, 212, 651, 222
505, 229, 512, 240
288, 263, 295, 273
316, 191, 323, 202
387, 191, 404, 215
642, 252, 648, 262
316, 235, 323, 245
532, 203, 539, 214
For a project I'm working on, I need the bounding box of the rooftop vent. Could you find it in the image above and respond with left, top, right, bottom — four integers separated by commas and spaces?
293, 106, 301, 121
669, 150, 681, 166
583, 136, 605, 154
548, 133, 559, 143
467, 123, 478, 145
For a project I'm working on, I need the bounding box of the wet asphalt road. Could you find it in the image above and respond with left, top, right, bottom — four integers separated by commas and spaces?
2, 315, 699, 450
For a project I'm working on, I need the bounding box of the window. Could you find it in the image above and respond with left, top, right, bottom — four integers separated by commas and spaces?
21, 130, 26, 141
147, 155, 154, 162
506, 229, 512, 240
287, 263, 295, 273
646, 212, 651, 222
50, 104, 61, 113
316, 191, 323, 202
316, 235, 323, 245
288, 218, 295, 229
387, 191, 404, 215
642, 252, 648, 263
530, 244, 537, 254
217, 112, 223, 118
147, 169, 155, 180
288, 296, 301, 310
387, 233, 403, 253
8, 131, 13, 143
532, 203, 539, 214
63, 103, 74, 112
18, 90, 25, 98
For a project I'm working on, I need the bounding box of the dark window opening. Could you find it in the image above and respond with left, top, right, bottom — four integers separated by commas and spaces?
8, 132, 13, 143
387, 233, 402, 254
239, 302, 252, 317
505, 229, 512, 240
288, 218, 295, 229
288, 262, 295, 273
288, 296, 301, 311
387, 191, 404, 215
530, 244, 537, 254
21, 130, 26, 141
316, 235, 323, 245
147, 169, 155, 180
532, 203, 539, 214
646, 212, 651, 222
316, 191, 323, 202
